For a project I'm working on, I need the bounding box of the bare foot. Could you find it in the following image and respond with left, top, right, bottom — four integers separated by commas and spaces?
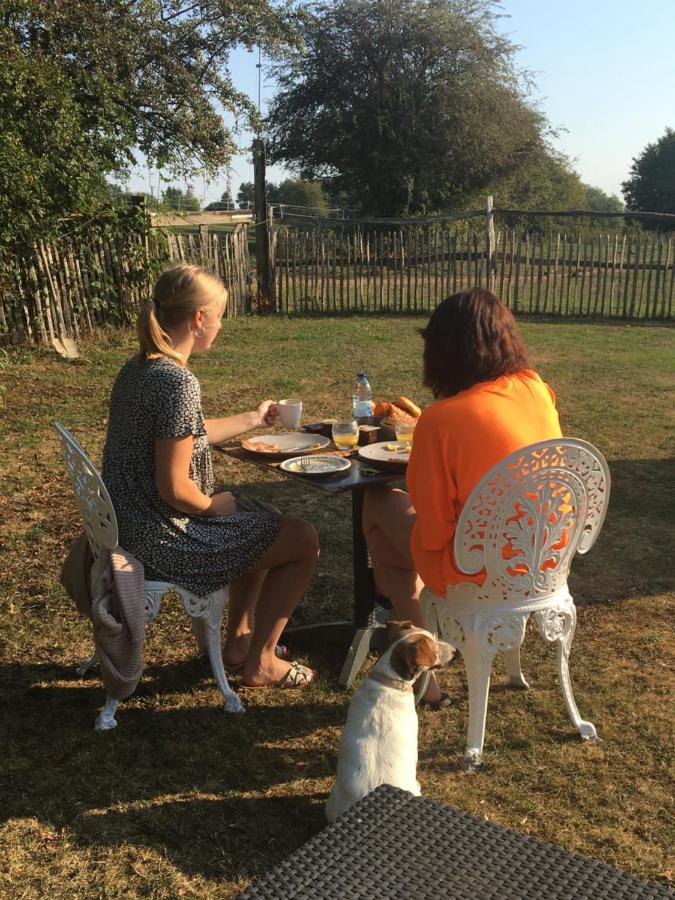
223, 633, 287, 669
222, 632, 254, 669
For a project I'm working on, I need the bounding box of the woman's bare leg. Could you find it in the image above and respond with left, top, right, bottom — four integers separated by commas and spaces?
363, 486, 443, 703
222, 570, 267, 668
239, 517, 320, 686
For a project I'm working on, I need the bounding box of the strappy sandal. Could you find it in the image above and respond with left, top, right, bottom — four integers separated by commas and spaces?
240, 661, 317, 689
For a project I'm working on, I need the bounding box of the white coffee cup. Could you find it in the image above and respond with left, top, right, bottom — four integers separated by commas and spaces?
277, 398, 302, 429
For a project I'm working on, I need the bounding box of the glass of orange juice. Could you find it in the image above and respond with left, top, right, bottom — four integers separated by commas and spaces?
395, 418, 416, 448
332, 419, 359, 449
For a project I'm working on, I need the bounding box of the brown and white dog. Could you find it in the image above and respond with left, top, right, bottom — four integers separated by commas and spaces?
325, 621, 455, 823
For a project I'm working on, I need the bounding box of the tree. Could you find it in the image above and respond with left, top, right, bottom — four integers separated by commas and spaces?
220, 189, 234, 209
237, 182, 256, 207
0, 0, 296, 243
489, 151, 587, 211
276, 179, 330, 215
583, 185, 624, 213
205, 188, 234, 211
162, 186, 201, 212
267, 0, 549, 216
622, 128, 675, 215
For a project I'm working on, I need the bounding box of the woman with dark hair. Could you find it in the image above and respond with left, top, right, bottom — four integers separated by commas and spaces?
363, 287, 562, 708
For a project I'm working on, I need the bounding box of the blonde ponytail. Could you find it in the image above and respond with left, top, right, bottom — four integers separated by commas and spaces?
137, 263, 228, 365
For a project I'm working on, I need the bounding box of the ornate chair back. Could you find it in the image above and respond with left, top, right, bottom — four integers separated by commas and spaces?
54, 422, 118, 574
453, 438, 610, 610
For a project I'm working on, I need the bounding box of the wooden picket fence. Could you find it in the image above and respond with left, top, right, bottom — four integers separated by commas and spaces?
273, 225, 675, 320
3, 205, 675, 346
0, 224, 251, 345
160, 226, 251, 315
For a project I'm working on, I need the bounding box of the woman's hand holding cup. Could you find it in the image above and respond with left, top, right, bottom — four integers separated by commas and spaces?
256, 399, 279, 428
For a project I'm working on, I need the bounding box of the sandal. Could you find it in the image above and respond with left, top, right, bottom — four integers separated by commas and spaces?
418, 691, 452, 711
240, 661, 317, 689
225, 643, 288, 673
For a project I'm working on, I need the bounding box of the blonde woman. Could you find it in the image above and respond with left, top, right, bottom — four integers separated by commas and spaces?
101, 263, 319, 688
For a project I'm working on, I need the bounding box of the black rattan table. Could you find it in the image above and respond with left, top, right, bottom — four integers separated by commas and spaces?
237, 785, 673, 900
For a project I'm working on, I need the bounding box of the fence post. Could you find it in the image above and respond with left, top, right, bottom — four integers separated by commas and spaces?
485, 195, 496, 290
253, 138, 275, 312
199, 224, 209, 267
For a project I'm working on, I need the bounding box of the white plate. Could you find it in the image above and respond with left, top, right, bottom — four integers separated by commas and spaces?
358, 440, 410, 467
241, 433, 331, 457
279, 455, 351, 476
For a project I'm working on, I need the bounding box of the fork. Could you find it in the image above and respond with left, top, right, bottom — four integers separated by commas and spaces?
298, 456, 313, 471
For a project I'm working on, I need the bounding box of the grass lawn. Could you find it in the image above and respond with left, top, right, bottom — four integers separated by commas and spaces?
1, 316, 673, 898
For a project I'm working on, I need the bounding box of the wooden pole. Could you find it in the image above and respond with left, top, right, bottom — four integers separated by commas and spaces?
485, 195, 496, 291
253, 138, 275, 311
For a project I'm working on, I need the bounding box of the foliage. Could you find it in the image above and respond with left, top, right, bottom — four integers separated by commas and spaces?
237, 178, 330, 214
276, 179, 330, 215
622, 127, 675, 224
0, 0, 297, 244
484, 151, 586, 230
237, 181, 256, 206
162, 186, 201, 212
267, 0, 550, 216
583, 185, 624, 213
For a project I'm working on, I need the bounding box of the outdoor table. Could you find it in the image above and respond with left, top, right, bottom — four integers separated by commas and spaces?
214, 441, 405, 686
237, 784, 674, 900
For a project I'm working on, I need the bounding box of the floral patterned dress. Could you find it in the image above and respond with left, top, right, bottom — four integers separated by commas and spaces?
101, 356, 281, 596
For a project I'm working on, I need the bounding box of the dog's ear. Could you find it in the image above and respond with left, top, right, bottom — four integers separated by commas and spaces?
386, 619, 414, 646
389, 634, 438, 681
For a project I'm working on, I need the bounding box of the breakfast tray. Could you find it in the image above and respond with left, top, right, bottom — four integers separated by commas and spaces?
237, 784, 673, 899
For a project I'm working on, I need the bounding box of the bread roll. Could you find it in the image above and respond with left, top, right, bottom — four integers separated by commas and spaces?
394, 396, 421, 418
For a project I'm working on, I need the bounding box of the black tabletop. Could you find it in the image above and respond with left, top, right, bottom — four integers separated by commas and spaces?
237, 785, 674, 900
215, 444, 405, 494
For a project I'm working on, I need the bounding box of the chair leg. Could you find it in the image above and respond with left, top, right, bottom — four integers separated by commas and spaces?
183, 590, 244, 714
535, 605, 597, 742
191, 617, 209, 655
504, 638, 529, 689
338, 624, 383, 688
94, 694, 119, 731
461, 635, 495, 771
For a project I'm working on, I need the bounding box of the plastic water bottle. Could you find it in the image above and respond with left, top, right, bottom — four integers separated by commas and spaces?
352, 371, 374, 425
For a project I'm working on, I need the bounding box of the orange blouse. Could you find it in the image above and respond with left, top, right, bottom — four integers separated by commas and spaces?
407, 370, 562, 595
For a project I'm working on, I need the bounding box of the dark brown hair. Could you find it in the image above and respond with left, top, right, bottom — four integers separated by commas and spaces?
421, 288, 531, 398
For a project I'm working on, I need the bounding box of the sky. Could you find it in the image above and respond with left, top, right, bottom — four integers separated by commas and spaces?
124, 0, 675, 206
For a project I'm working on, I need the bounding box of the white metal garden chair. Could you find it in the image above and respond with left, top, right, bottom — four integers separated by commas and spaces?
421, 438, 610, 770
54, 422, 244, 731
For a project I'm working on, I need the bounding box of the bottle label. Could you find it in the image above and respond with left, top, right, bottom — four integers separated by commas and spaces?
353, 400, 374, 418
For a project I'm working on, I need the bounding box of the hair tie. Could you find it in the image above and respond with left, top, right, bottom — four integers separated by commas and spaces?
153, 298, 161, 311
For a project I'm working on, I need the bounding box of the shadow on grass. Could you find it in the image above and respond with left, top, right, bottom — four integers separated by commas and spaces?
567, 457, 675, 603
1, 656, 345, 884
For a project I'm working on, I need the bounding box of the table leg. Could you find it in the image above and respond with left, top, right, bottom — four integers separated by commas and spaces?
282, 487, 388, 688
337, 490, 388, 688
